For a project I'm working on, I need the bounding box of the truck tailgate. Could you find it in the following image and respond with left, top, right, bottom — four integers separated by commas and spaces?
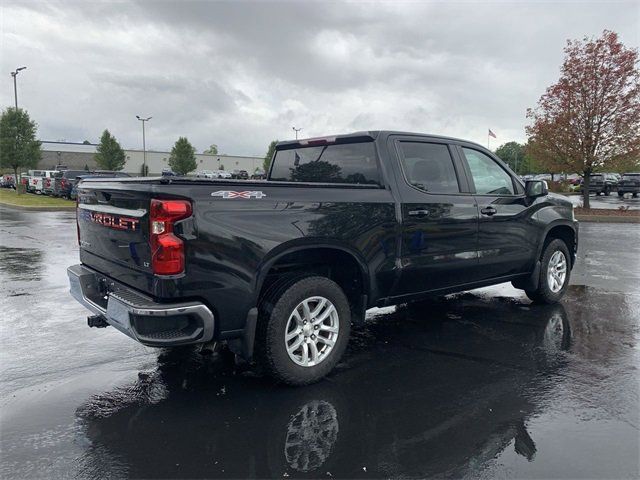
77, 185, 153, 274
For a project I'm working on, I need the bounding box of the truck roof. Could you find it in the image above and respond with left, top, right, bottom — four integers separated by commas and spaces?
276, 130, 487, 150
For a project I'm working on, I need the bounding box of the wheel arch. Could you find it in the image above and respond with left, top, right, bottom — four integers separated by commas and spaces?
253, 240, 371, 315
538, 221, 577, 267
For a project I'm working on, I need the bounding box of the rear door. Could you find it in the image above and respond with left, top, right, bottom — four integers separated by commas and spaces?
389, 137, 479, 296
458, 146, 535, 281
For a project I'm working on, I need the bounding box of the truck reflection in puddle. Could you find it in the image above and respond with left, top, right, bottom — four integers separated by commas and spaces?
75, 293, 571, 478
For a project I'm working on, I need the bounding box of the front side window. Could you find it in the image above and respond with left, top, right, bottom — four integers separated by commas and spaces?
398, 142, 460, 193
462, 148, 515, 195
269, 142, 380, 185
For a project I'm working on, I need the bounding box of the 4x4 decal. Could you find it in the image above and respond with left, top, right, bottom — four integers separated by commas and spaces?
211, 190, 267, 199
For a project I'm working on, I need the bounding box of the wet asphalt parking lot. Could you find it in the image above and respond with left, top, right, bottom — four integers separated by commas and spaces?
0, 207, 639, 479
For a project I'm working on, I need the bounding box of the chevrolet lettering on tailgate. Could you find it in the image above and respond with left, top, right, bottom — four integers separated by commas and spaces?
88, 211, 140, 231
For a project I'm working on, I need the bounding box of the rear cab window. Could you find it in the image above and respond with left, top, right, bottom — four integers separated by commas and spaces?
396, 142, 461, 194
269, 142, 380, 185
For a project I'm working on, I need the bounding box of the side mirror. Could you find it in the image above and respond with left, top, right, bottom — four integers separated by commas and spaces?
525, 180, 548, 198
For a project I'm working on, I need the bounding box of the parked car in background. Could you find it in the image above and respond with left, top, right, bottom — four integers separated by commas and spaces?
533, 174, 552, 182
43, 176, 56, 195
215, 170, 232, 179
563, 173, 582, 185
617, 173, 640, 197
162, 168, 177, 177
251, 169, 266, 180
25, 170, 57, 194
53, 170, 91, 198
231, 169, 249, 179
1, 174, 16, 189
584, 173, 618, 196
196, 170, 216, 178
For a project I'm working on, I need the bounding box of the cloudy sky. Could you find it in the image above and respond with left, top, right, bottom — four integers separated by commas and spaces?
1, 0, 638, 156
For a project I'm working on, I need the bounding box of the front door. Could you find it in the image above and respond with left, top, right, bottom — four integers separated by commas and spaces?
458, 146, 536, 281
390, 139, 479, 296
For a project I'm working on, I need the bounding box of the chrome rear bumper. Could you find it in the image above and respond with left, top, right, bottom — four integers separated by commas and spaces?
67, 264, 214, 346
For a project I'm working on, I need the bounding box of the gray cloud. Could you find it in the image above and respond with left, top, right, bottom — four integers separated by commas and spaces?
1, 0, 638, 155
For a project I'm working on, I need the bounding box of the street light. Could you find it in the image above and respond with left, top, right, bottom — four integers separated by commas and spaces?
136, 115, 152, 176
292, 126, 302, 140
10, 66, 27, 110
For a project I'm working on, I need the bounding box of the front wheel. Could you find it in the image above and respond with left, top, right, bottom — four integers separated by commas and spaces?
526, 239, 571, 304
256, 276, 351, 386
618, 191, 624, 197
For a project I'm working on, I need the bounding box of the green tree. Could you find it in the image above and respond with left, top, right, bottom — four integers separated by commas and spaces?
495, 142, 525, 173
264, 139, 278, 173
204, 144, 218, 155
0, 108, 42, 194
82, 139, 91, 145
169, 137, 197, 175
94, 129, 126, 171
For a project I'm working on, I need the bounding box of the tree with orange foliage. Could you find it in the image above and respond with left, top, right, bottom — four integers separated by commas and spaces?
526, 31, 640, 208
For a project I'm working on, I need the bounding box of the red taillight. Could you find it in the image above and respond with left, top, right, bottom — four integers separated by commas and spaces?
149, 199, 192, 275
61, 179, 67, 188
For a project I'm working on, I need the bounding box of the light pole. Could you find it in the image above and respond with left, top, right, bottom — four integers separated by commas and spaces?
136, 115, 152, 176
10, 66, 27, 109
292, 126, 302, 140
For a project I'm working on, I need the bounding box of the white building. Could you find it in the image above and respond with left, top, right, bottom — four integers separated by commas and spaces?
39, 141, 264, 175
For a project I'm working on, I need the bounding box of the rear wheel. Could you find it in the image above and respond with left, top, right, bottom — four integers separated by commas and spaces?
604, 187, 610, 196
256, 276, 351, 386
618, 191, 624, 197
525, 239, 571, 304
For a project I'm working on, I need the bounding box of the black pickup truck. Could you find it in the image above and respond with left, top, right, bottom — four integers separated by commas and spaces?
68, 131, 578, 385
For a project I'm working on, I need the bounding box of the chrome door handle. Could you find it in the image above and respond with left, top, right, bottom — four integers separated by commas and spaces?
480, 206, 497, 216
408, 209, 430, 217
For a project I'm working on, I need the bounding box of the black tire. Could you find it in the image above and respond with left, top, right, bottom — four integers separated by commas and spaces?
633, 192, 638, 198
525, 239, 571, 304
604, 187, 610, 196
618, 191, 624, 197
256, 276, 351, 386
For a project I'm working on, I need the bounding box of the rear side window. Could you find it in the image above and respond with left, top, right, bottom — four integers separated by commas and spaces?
397, 142, 460, 193
270, 142, 380, 185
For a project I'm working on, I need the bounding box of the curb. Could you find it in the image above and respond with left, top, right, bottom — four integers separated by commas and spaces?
575, 214, 640, 223
0, 202, 75, 212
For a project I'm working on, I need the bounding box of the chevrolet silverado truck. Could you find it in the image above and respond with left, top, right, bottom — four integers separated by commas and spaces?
68, 131, 578, 385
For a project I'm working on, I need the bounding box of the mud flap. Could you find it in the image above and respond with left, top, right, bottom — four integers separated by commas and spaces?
512, 260, 541, 291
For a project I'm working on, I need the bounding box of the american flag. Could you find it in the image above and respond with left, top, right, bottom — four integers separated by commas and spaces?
488, 129, 497, 138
